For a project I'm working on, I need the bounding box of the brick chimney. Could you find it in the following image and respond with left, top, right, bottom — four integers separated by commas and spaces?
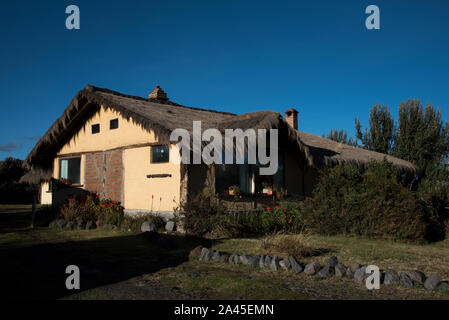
148, 85, 168, 102
285, 108, 299, 130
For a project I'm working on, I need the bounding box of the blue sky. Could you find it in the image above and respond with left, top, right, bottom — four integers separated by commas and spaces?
1, 0, 448, 160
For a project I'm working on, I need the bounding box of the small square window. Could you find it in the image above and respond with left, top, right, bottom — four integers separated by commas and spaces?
91, 124, 100, 134
151, 146, 169, 163
110, 118, 119, 130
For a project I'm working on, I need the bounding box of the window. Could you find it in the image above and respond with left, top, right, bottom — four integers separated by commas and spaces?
151, 146, 169, 163
110, 118, 118, 130
59, 157, 81, 185
91, 123, 100, 134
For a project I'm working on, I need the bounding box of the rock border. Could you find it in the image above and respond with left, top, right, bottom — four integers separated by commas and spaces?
192, 247, 449, 292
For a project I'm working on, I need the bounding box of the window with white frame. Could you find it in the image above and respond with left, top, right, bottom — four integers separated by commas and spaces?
59, 157, 81, 185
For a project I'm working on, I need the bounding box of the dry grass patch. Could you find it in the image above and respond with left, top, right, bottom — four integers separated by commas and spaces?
261, 233, 314, 258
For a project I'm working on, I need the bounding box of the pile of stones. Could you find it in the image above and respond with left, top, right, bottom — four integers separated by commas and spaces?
49, 219, 133, 232
49, 219, 97, 231
192, 246, 449, 292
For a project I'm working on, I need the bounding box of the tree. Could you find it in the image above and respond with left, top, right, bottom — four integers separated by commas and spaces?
0, 157, 34, 204
355, 104, 395, 154
322, 129, 357, 146
393, 99, 449, 175
0, 157, 26, 183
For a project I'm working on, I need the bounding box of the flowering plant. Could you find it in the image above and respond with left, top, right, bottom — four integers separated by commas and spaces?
60, 192, 124, 226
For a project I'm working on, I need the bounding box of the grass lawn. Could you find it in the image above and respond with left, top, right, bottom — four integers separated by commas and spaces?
1, 205, 448, 300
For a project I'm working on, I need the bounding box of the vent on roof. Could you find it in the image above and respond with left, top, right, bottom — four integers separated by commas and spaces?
148, 85, 169, 102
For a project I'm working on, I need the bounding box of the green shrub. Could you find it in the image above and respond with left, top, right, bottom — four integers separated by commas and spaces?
417, 173, 449, 240
178, 195, 226, 237
217, 201, 303, 237
301, 160, 437, 243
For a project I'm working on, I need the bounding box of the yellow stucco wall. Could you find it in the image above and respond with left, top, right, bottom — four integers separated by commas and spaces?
57, 107, 157, 156
123, 147, 180, 211
40, 182, 52, 205
49, 105, 180, 211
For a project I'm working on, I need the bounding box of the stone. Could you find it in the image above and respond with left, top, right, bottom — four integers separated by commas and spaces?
383, 269, 400, 286
354, 267, 367, 284
233, 254, 240, 264
318, 265, 332, 278
437, 282, 449, 291
53, 219, 66, 229
424, 274, 441, 290
288, 256, 303, 273
270, 256, 280, 271
211, 251, 221, 261
165, 221, 176, 232
248, 255, 259, 267
259, 255, 266, 268
239, 255, 251, 265
85, 220, 96, 230
346, 263, 361, 279
199, 248, 209, 261
65, 221, 75, 230
77, 221, 85, 230
326, 256, 338, 268
189, 245, 203, 259
279, 259, 291, 271
406, 270, 426, 285
400, 272, 414, 288
103, 224, 117, 230
141, 221, 156, 232
228, 254, 235, 263
335, 263, 347, 277
264, 255, 272, 268
202, 249, 212, 262
59, 219, 69, 229
220, 254, 230, 262
304, 262, 321, 275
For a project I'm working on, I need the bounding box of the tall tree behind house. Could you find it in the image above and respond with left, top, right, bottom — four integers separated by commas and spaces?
355, 104, 395, 155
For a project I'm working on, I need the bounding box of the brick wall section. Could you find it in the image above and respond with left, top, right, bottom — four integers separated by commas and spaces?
84, 152, 104, 196
104, 150, 123, 203
84, 150, 123, 203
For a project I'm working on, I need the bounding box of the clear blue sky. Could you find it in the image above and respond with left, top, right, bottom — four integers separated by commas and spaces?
1, 0, 448, 160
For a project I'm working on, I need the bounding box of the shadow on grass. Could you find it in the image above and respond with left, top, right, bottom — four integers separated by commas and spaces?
0, 205, 54, 232
308, 248, 334, 257
0, 231, 219, 300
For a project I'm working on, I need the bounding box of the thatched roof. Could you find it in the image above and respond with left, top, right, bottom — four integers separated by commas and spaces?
297, 131, 419, 174
22, 85, 419, 183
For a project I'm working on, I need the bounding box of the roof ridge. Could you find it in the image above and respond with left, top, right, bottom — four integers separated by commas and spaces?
85, 84, 237, 116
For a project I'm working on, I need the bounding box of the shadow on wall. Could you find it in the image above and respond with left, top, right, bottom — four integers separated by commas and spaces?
51, 183, 90, 208
0, 231, 217, 300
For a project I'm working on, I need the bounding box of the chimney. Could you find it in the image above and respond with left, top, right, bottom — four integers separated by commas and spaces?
148, 85, 168, 102
285, 108, 299, 130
